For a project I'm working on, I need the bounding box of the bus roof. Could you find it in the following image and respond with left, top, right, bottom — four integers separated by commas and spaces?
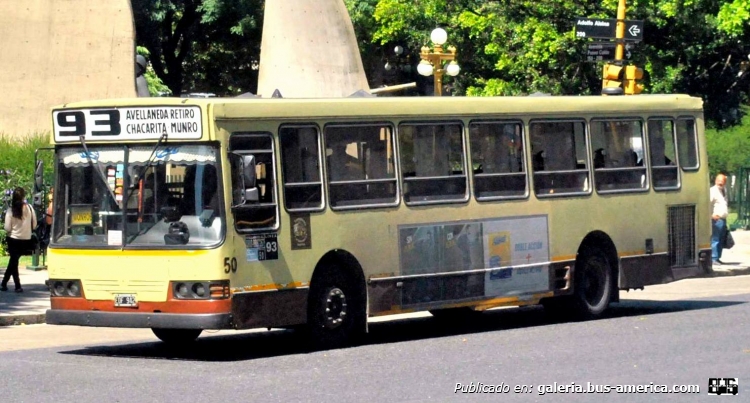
55, 94, 703, 122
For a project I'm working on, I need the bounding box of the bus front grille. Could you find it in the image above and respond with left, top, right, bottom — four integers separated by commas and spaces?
84, 279, 168, 294
668, 205, 696, 268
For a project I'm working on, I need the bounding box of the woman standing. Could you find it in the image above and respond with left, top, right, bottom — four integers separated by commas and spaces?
2, 187, 37, 292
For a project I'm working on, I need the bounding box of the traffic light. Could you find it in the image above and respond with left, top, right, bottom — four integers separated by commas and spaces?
623, 65, 644, 95
601, 63, 624, 95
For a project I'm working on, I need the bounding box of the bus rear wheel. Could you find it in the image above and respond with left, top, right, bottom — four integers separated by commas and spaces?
151, 328, 202, 344
307, 267, 365, 350
542, 247, 612, 320
572, 247, 612, 318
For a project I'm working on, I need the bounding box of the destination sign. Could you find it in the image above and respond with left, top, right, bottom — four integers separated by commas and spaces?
575, 18, 644, 41
585, 42, 638, 62
586, 42, 617, 62
53, 106, 203, 142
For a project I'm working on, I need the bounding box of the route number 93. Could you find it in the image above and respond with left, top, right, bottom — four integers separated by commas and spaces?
56, 110, 121, 136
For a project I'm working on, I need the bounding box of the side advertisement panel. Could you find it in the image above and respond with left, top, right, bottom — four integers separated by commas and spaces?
398, 216, 550, 305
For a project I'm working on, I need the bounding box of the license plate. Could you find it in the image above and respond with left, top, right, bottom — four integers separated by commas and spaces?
114, 294, 137, 307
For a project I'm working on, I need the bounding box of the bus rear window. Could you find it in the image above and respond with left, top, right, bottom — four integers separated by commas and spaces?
648, 119, 679, 190
676, 118, 698, 171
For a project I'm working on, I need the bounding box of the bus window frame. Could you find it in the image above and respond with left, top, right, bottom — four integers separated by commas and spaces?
467, 119, 530, 202
322, 121, 401, 211
528, 118, 592, 199
676, 116, 700, 172
229, 132, 281, 233
646, 117, 681, 192
397, 119, 470, 206
278, 123, 326, 213
589, 117, 650, 195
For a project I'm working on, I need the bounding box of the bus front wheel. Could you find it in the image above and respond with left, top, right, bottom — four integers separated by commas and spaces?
151, 328, 202, 344
307, 266, 365, 349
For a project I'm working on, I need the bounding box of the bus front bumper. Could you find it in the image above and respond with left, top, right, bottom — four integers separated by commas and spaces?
45, 309, 232, 329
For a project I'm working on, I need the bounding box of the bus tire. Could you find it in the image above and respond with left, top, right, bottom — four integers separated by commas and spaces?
307, 266, 365, 350
151, 328, 202, 344
571, 246, 612, 318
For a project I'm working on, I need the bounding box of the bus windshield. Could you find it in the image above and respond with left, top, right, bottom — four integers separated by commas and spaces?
51, 144, 222, 248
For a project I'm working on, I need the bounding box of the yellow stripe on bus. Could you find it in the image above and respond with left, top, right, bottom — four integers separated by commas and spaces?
49, 249, 209, 257
231, 281, 309, 293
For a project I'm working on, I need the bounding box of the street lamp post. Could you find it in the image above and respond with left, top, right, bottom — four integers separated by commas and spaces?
417, 28, 460, 96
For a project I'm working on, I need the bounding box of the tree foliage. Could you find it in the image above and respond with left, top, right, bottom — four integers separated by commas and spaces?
707, 107, 750, 176
355, 0, 750, 127
133, 0, 750, 129
132, 0, 263, 96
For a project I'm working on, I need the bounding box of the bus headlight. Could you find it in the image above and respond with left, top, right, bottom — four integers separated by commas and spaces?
192, 283, 206, 298
50, 280, 82, 297
171, 280, 229, 300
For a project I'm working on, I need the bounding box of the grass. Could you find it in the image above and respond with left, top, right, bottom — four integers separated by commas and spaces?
728, 212, 738, 228
0, 256, 33, 269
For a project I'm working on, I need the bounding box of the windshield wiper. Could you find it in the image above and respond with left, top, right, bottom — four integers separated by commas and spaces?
78, 135, 117, 203
125, 130, 168, 208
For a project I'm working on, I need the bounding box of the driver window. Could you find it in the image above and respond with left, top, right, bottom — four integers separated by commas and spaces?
230, 133, 278, 231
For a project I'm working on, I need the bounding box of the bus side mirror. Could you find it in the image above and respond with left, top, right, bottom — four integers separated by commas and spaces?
241, 155, 256, 189
34, 160, 44, 191
231, 153, 259, 206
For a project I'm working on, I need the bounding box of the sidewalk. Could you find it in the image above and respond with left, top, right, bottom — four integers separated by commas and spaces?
0, 268, 49, 326
2, 232, 750, 326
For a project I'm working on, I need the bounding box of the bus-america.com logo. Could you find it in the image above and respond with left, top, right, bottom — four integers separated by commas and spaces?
708, 378, 738, 395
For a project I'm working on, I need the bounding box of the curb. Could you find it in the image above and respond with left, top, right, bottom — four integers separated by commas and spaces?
703, 267, 750, 278
0, 313, 46, 327
25, 266, 48, 272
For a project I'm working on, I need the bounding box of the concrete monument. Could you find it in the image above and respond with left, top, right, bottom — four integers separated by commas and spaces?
258, 0, 370, 97
0, 0, 136, 137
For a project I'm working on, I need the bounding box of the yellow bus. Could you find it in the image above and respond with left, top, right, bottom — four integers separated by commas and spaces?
43, 95, 710, 347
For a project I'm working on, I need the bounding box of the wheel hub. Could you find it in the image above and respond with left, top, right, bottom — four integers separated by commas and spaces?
583, 257, 606, 306
323, 287, 348, 329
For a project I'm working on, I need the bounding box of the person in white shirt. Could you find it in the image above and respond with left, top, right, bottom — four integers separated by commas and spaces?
2, 187, 37, 292
710, 174, 728, 264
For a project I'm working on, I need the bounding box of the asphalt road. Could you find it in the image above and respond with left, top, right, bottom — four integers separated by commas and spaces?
1, 277, 749, 403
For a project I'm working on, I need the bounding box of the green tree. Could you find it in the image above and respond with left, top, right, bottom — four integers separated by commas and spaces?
132, 0, 263, 96
623, 0, 750, 128
707, 107, 750, 176
137, 46, 171, 96
362, 0, 750, 128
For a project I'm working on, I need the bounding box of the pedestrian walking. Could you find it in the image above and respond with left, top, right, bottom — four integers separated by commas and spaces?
2, 187, 37, 292
710, 173, 728, 265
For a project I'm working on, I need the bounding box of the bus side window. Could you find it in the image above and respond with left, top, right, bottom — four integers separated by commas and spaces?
590, 119, 647, 193
229, 133, 279, 231
324, 124, 397, 209
647, 119, 679, 190
399, 122, 467, 204
469, 121, 526, 200
280, 125, 324, 211
530, 121, 589, 196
